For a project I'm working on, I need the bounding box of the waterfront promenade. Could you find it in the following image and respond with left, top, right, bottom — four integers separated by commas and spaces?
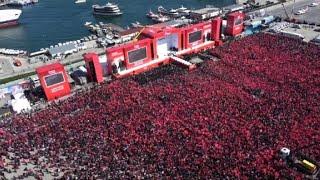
0, 40, 105, 86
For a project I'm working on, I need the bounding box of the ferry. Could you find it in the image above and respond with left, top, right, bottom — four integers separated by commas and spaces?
92, 2, 122, 16
0, 9, 22, 28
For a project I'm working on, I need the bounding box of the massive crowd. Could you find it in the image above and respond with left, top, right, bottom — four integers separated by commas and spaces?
0, 33, 319, 179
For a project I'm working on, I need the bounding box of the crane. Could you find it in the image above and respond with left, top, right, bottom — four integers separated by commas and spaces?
132, 27, 146, 42
132, 24, 156, 42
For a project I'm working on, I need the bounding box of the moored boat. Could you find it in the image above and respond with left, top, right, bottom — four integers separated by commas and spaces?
152, 14, 170, 23
177, 5, 191, 15
157, 6, 180, 18
131, 21, 144, 28
0, 9, 22, 28
7, 0, 38, 7
146, 9, 158, 19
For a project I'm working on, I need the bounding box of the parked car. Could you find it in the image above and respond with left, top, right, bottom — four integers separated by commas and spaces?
295, 9, 306, 15
13, 59, 22, 67
309, 2, 319, 7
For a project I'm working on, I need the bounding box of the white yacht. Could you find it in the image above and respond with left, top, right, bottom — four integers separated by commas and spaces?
177, 5, 191, 14
92, 2, 122, 16
0, 9, 22, 28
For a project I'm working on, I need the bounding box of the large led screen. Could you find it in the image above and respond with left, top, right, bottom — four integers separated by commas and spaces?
45, 73, 64, 87
128, 47, 147, 63
188, 30, 202, 43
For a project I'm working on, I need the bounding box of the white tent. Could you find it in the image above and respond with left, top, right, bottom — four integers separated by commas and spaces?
10, 93, 31, 113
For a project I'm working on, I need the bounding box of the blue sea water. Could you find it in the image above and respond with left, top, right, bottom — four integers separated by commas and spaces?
0, 0, 234, 52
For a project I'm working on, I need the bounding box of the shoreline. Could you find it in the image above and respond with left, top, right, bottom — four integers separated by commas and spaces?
0, 0, 315, 88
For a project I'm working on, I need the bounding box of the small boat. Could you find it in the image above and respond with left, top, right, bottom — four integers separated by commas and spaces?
92, 2, 123, 16
105, 33, 114, 39
75, 0, 86, 4
84, 21, 92, 27
168, 9, 179, 16
177, 5, 191, 15
158, 6, 167, 14
146, 10, 158, 18
157, 6, 179, 17
152, 15, 170, 23
131, 21, 144, 28
99, 22, 104, 26
105, 39, 115, 45
114, 34, 120, 38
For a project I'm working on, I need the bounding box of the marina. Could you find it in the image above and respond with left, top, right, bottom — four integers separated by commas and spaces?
0, 0, 319, 179
0, 0, 319, 86
0, 0, 319, 119
0, 0, 233, 52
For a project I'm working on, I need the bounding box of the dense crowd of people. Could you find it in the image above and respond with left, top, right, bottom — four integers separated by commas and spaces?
0, 33, 319, 179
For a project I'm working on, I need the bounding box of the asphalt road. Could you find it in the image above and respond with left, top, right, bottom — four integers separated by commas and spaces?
263, 0, 320, 24
0, 56, 14, 75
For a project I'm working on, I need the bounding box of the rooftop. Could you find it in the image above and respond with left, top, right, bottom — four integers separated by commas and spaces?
48, 43, 77, 56
36, 62, 64, 74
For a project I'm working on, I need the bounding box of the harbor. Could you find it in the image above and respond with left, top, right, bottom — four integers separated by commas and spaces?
0, 0, 319, 87
0, 0, 319, 179
0, 1, 224, 85
0, 0, 231, 51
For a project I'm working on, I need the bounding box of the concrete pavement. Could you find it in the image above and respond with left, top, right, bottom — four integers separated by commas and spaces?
260, 0, 320, 24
